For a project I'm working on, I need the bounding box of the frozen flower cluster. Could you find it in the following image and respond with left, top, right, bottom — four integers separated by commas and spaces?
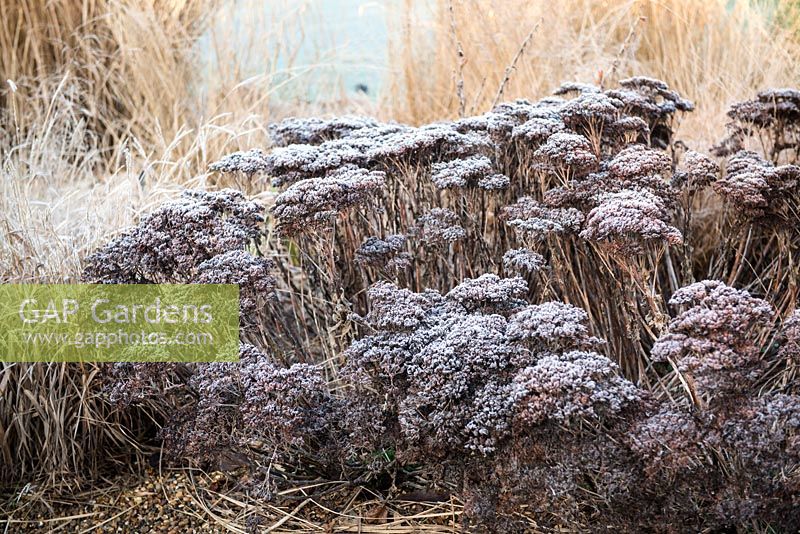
506, 301, 604, 351
342, 275, 640, 462
271, 165, 386, 235
651, 280, 775, 398
240, 356, 333, 449
580, 189, 683, 254
354, 234, 411, 272
194, 250, 277, 318
713, 150, 800, 224
502, 248, 546, 275
430, 155, 510, 191
83, 189, 265, 285
511, 350, 641, 426
714, 88, 800, 161
533, 132, 599, 175
511, 117, 566, 145
268, 115, 387, 146
628, 408, 707, 479
412, 208, 466, 247
503, 197, 584, 241
672, 150, 720, 191
208, 148, 269, 176
445, 273, 528, 312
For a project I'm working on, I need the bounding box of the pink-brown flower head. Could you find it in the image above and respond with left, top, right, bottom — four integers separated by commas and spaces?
209, 148, 269, 176
445, 274, 528, 312
503, 197, 585, 241
651, 280, 775, 396
580, 189, 683, 254
413, 208, 467, 247
672, 150, 719, 191
430, 155, 508, 190
268, 115, 385, 146
83, 189, 264, 284
354, 234, 412, 271
560, 92, 623, 130
502, 248, 546, 275
511, 350, 641, 426
271, 164, 385, 235
533, 132, 599, 175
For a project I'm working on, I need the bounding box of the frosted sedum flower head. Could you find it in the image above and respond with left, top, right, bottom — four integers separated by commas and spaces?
503, 197, 585, 241
413, 208, 467, 247
194, 250, 277, 318
445, 274, 528, 312
271, 164, 385, 235
507, 302, 603, 350
651, 280, 775, 397
511, 117, 566, 145
365, 281, 442, 331
209, 148, 269, 176
608, 144, 673, 180
511, 350, 641, 426
429, 155, 509, 191
560, 92, 623, 129
672, 150, 719, 191
580, 188, 683, 254
713, 150, 800, 223
83, 189, 264, 284
268, 115, 384, 146
240, 357, 332, 448
502, 248, 546, 275
342, 275, 641, 461
354, 234, 412, 271
552, 81, 602, 96
533, 132, 599, 174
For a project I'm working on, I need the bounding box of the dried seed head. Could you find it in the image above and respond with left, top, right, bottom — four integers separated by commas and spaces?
533, 132, 599, 174
502, 248, 546, 275
673, 150, 719, 191
194, 250, 277, 318
268, 115, 385, 146
271, 165, 385, 235
580, 189, 682, 254
414, 208, 467, 247
430, 155, 508, 191
445, 274, 528, 312
354, 234, 412, 271
83, 189, 264, 284
503, 197, 585, 241
209, 148, 269, 176
713, 150, 800, 223
651, 280, 775, 397
553, 81, 602, 96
